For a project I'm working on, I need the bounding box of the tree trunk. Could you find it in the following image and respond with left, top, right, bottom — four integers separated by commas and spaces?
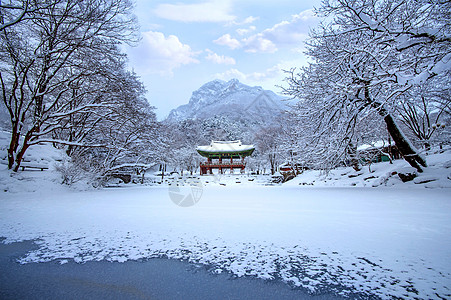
366, 86, 427, 172
346, 142, 361, 171
382, 113, 427, 172
269, 153, 276, 175
7, 130, 19, 169
12, 131, 34, 172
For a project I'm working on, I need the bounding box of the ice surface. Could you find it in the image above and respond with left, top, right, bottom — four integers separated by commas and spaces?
0, 185, 450, 299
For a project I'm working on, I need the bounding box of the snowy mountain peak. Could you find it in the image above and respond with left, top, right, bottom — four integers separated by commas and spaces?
189, 79, 250, 105
167, 79, 285, 123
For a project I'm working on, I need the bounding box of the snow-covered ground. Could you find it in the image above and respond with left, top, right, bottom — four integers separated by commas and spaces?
1, 131, 450, 299
286, 148, 451, 189
1, 184, 450, 299
152, 147, 451, 189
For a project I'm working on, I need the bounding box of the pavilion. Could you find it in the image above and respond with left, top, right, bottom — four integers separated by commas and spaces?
197, 140, 255, 175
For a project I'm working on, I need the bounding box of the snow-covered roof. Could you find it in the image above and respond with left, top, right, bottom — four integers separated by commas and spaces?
197, 140, 254, 153
357, 140, 395, 151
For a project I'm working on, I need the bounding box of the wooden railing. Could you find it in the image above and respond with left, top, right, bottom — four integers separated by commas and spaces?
200, 162, 245, 167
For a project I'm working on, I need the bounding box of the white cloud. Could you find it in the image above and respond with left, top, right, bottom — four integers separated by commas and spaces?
251, 64, 282, 81
242, 35, 277, 53
236, 25, 256, 36
215, 68, 247, 82
127, 31, 199, 77
260, 10, 316, 45
215, 64, 283, 84
213, 34, 241, 49
214, 9, 318, 53
205, 49, 236, 65
213, 32, 277, 53
154, 0, 236, 23
231, 16, 259, 26
242, 16, 258, 24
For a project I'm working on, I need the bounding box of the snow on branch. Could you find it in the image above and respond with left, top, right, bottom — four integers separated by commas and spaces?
28, 139, 105, 148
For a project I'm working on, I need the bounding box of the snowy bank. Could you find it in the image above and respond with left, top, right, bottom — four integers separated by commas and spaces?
286, 147, 451, 189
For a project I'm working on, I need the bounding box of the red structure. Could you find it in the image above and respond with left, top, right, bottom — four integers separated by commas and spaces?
197, 141, 255, 175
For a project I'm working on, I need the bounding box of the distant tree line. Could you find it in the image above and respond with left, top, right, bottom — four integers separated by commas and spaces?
2, 0, 449, 182
162, 0, 450, 176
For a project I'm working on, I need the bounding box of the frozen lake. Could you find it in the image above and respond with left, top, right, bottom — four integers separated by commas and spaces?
1, 185, 450, 298
0, 240, 343, 300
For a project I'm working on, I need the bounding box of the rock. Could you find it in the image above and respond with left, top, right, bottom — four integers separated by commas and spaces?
398, 172, 417, 182
283, 174, 295, 183
271, 175, 283, 184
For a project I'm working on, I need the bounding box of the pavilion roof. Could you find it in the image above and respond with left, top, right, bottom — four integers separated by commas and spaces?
357, 140, 395, 151
196, 140, 255, 157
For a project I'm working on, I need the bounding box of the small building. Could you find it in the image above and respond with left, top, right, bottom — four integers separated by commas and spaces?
197, 140, 255, 175
279, 162, 307, 175
357, 140, 401, 163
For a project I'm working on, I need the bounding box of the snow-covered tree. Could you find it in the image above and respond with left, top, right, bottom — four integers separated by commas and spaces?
162, 116, 255, 174
200, 116, 251, 144
0, 0, 140, 171
254, 126, 284, 175
70, 70, 159, 179
161, 119, 202, 174
397, 73, 450, 150
0, 0, 35, 32
283, 0, 450, 172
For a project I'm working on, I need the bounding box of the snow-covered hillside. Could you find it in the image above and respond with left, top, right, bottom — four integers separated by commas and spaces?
167, 79, 287, 126
0, 131, 71, 193
286, 147, 451, 189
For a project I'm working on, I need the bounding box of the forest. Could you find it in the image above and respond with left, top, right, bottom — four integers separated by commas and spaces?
1, 0, 449, 184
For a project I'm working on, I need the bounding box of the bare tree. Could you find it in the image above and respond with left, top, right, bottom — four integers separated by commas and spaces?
283, 0, 450, 172
0, 0, 60, 32
0, 0, 138, 171
397, 74, 451, 150
255, 126, 283, 175
0, 0, 30, 31
51, 67, 160, 179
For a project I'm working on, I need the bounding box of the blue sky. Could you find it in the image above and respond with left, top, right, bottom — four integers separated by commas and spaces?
125, 0, 322, 119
